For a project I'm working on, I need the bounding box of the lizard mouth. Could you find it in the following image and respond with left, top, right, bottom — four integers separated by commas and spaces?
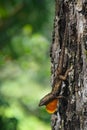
39, 92, 56, 107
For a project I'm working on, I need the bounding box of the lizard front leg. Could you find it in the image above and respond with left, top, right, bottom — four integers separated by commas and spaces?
59, 66, 73, 81
56, 66, 73, 107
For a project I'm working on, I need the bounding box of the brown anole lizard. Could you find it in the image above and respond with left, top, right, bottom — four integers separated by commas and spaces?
39, 13, 72, 114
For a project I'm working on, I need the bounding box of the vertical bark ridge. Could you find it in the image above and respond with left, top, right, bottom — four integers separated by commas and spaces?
50, 0, 87, 130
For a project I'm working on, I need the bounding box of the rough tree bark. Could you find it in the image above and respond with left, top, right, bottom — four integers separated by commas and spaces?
50, 0, 87, 130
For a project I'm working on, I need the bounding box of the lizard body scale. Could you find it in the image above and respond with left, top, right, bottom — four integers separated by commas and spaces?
39, 11, 72, 113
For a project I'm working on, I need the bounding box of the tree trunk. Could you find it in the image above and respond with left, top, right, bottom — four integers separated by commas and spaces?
50, 0, 87, 130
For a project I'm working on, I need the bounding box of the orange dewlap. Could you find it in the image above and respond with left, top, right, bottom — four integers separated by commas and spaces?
46, 99, 58, 114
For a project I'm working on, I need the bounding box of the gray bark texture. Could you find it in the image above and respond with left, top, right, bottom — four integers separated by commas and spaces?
50, 0, 87, 130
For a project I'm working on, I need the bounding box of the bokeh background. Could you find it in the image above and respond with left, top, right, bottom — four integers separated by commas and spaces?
0, 0, 55, 130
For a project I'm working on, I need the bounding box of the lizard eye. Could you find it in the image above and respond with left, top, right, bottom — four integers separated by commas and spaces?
46, 99, 59, 114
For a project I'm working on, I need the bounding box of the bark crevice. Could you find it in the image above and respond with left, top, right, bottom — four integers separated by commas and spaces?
50, 0, 87, 130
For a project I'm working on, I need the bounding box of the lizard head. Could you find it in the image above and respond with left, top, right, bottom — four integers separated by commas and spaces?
39, 93, 59, 114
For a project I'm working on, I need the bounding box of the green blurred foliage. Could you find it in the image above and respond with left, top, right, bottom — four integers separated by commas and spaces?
0, 0, 54, 130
